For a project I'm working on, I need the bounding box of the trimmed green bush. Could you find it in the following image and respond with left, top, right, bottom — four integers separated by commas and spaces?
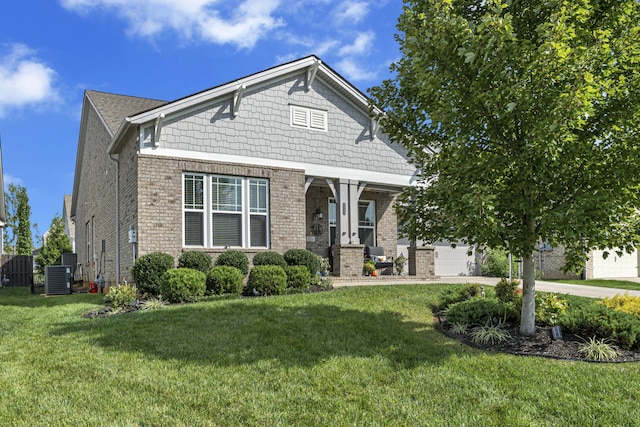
435, 283, 483, 311
252, 251, 287, 269
105, 284, 137, 310
284, 249, 320, 276
480, 247, 513, 277
159, 268, 206, 303
559, 301, 640, 350
286, 265, 311, 291
131, 252, 174, 297
215, 250, 249, 275
178, 251, 212, 274
247, 265, 287, 296
446, 298, 504, 326
207, 266, 244, 295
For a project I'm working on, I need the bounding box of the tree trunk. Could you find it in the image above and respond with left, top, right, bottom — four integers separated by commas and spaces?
519, 253, 536, 336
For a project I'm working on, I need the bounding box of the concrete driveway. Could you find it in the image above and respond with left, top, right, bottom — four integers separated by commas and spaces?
334, 276, 640, 299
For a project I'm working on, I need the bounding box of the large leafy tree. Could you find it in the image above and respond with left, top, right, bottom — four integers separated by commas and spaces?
3, 183, 33, 256
370, 0, 640, 335
35, 215, 72, 275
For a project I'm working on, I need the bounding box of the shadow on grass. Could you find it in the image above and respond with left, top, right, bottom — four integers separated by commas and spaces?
0, 286, 104, 308
50, 298, 455, 369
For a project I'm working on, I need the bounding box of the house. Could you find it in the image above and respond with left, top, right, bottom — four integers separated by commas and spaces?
71, 56, 435, 287
62, 195, 75, 252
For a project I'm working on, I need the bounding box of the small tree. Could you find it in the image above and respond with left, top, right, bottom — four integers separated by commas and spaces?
35, 215, 72, 275
4, 184, 33, 255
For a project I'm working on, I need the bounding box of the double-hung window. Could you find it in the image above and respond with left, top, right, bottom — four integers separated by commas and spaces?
183, 173, 269, 248
328, 198, 375, 247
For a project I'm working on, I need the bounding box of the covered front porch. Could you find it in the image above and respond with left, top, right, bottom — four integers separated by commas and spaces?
303, 176, 435, 279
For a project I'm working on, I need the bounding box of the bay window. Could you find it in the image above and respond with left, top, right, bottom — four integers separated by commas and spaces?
184, 173, 269, 248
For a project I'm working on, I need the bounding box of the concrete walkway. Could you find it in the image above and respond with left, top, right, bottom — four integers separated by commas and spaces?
332, 276, 640, 299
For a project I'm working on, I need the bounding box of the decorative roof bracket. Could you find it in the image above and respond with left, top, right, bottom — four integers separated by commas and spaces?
370, 118, 380, 141
154, 113, 165, 144
232, 84, 247, 118
306, 59, 321, 92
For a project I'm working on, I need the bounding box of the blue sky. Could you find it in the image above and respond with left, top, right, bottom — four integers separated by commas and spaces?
0, 0, 401, 244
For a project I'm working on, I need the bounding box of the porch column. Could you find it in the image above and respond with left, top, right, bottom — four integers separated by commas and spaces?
408, 245, 436, 278
338, 179, 350, 244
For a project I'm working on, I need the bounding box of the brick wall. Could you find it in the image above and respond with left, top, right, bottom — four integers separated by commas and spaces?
136, 155, 307, 265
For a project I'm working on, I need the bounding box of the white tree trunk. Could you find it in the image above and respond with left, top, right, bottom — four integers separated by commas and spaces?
519, 253, 536, 336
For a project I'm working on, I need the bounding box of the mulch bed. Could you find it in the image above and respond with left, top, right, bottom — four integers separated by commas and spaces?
438, 317, 640, 363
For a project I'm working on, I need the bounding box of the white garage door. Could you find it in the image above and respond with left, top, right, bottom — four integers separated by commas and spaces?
592, 249, 638, 278
434, 244, 476, 276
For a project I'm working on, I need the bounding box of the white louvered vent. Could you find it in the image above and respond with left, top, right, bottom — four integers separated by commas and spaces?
290, 105, 327, 131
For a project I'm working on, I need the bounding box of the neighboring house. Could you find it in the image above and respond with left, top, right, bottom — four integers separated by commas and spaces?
71, 56, 433, 287
62, 194, 75, 252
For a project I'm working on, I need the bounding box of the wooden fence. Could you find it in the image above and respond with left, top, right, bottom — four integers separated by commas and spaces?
1, 254, 34, 286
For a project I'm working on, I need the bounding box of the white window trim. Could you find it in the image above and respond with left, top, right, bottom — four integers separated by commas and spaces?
290, 105, 328, 131
183, 173, 270, 249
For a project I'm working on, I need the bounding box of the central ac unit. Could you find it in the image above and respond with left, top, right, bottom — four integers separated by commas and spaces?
45, 266, 73, 295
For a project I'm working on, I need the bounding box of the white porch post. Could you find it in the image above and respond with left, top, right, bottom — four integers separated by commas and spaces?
338, 179, 350, 244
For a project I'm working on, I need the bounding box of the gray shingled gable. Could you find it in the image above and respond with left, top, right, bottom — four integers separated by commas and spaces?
85, 90, 167, 136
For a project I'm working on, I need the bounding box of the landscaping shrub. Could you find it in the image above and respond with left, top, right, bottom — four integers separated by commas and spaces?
286, 265, 311, 291
559, 301, 640, 350
252, 251, 287, 269
495, 278, 520, 303
215, 250, 249, 275
535, 293, 568, 326
435, 283, 483, 311
131, 252, 174, 297
284, 249, 320, 276
207, 266, 244, 295
446, 298, 504, 326
602, 293, 640, 318
159, 268, 206, 303
178, 251, 212, 274
246, 265, 287, 296
480, 247, 512, 277
105, 284, 137, 310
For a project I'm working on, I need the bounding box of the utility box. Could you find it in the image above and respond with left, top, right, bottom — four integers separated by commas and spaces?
45, 266, 73, 296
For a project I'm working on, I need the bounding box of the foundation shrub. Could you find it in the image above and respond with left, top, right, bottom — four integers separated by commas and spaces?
215, 250, 249, 275
131, 252, 174, 297
178, 251, 212, 274
286, 265, 311, 291
105, 284, 137, 310
246, 265, 287, 296
252, 251, 287, 269
159, 268, 206, 303
207, 266, 244, 295
284, 249, 320, 276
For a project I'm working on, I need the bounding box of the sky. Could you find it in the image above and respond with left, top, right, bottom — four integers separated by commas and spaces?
0, 0, 402, 245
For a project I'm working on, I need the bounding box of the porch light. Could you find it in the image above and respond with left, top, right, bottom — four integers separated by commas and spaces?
314, 208, 323, 220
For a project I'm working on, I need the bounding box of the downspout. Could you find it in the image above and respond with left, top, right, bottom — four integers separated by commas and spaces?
109, 153, 120, 285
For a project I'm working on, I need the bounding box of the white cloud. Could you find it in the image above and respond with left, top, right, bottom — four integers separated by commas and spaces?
338, 31, 374, 56
3, 174, 23, 187
335, 58, 377, 83
335, 1, 370, 25
61, 0, 285, 49
0, 44, 59, 117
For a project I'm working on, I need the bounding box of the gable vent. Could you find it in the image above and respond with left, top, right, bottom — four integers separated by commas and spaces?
290, 105, 327, 131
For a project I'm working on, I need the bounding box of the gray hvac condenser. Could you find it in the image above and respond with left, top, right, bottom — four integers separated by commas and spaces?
45, 266, 73, 295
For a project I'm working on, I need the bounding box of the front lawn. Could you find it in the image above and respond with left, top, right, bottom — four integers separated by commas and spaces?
1, 285, 639, 426
549, 278, 640, 291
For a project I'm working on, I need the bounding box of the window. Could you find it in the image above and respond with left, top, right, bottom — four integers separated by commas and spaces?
290, 105, 327, 131
329, 198, 375, 246
183, 173, 269, 248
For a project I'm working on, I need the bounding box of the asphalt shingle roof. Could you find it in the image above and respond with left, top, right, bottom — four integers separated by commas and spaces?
85, 90, 167, 136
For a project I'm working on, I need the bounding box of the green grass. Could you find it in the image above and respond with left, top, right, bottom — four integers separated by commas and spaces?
1, 284, 640, 426
549, 279, 640, 291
